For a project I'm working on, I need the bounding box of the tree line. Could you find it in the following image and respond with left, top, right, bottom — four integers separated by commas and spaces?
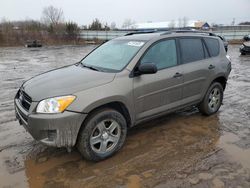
0, 5, 121, 46
1, 5, 249, 46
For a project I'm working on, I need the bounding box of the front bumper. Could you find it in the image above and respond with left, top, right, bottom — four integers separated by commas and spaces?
240, 46, 250, 54
15, 98, 87, 147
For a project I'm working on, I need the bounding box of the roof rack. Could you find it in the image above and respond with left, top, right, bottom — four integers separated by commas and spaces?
124, 30, 161, 36
161, 29, 217, 36
124, 29, 218, 38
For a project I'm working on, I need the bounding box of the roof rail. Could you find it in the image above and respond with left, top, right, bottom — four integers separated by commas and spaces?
125, 30, 160, 36
161, 30, 217, 36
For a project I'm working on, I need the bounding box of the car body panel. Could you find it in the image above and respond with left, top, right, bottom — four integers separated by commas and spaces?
15, 98, 87, 147
180, 58, 214, 105
67, 69, 136, 122
133, 66, 183, 120
23, 65, 115, 101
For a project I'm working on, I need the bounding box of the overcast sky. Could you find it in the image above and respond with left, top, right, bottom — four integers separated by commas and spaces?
0, 0, 249, 27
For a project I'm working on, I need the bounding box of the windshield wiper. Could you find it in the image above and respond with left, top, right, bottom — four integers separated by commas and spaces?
81, 64, 100, 71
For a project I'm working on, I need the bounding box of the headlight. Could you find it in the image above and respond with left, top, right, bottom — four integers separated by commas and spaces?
36, 95, 76, 113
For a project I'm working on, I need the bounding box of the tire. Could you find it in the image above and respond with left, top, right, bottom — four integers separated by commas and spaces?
241, 52, 246, 55
77, 108, 127, 161
198, 82, 224, 116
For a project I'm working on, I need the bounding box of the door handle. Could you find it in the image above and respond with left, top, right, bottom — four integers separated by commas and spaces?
208, 64, 215, 69
173, 72, 183, 78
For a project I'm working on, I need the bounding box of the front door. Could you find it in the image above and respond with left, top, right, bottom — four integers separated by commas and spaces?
133, 39, 183, 120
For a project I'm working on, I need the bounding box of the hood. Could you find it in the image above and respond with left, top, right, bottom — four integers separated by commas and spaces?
23, 64, 115, 101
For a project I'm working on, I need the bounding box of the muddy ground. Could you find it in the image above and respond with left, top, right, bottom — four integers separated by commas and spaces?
0, 45, 249, 188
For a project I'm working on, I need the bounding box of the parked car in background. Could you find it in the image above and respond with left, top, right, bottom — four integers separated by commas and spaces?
240, 34, 250, 55
15, 30, 231, 161
240, 41, 250, 55
25, 40, 42, 48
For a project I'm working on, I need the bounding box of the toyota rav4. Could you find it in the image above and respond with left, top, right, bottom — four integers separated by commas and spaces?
15, 30, 231, 161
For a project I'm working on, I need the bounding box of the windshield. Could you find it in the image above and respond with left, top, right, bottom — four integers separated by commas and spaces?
81, 40, 145, 72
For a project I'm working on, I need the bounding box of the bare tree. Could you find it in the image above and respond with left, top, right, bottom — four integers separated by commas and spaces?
103, 22, 110, 31
88, 18, 103, 30
122, 19, 135, 29
41, 5, 64, 26
178, 17, 188, 28
183, 17, 188, 27
178, 18, 182, 28
110, 22, 117, 30
168, 20, 175, 28
65, 21, 80, 41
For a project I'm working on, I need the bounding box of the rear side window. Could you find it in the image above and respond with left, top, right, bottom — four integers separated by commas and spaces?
204, 38, 220, 57
179, 38, 204, 64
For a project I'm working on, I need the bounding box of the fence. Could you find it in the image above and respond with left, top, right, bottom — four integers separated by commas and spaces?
213, 26, 250, 40
79, 30, 128, 41
80, 27, 250, 41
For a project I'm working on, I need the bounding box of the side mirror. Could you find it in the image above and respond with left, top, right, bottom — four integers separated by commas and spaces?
138, 63, 157, 75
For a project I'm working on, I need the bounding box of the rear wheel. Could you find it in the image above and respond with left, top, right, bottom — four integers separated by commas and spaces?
199, 82, 224, 116
77, 108, 127, 161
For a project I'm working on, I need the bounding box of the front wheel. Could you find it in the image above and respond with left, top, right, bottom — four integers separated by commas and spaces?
77, 108, 127, 161
199, 82, 224, 116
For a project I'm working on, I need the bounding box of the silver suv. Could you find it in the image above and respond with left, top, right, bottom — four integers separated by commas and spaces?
15, 30, 231, 161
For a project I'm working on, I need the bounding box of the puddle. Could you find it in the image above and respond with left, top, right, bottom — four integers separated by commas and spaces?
219, 132, 250, 169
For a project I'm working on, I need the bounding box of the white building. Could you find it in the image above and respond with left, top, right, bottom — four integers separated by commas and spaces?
129, 20, 210, 30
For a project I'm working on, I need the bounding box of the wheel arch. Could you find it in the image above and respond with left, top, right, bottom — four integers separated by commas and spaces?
81, 101, 132, 129
212, 76, 227, 90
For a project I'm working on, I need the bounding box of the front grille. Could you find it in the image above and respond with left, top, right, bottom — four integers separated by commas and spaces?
17, 107, 28, 122
18, 89, 32, 111
244, 46, 250, 51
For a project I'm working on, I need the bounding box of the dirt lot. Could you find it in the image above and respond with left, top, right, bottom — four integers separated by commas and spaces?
0, 45, 250, 188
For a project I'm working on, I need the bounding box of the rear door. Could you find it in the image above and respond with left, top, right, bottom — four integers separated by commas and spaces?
178, 37, 216, 105
133, 39, 183, 120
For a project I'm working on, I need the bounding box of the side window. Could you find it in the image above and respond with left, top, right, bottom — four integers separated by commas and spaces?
204, 38, 220, 57
140, 39, 177, 70
179, 38, 204, 64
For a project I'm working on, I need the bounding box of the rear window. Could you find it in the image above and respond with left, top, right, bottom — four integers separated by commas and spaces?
204, 38, 220, 57
179, 38, 204, 64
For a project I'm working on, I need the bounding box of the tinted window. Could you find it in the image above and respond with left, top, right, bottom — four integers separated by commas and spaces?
204, 38, 219, 57
180, 38, 204, 64
141, 40, 177, 70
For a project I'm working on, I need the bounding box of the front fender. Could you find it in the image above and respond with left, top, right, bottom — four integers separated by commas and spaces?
67, 75, 135, 124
